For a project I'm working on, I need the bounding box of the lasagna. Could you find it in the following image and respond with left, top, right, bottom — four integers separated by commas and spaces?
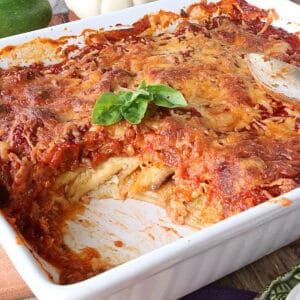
0, 0, 299, 284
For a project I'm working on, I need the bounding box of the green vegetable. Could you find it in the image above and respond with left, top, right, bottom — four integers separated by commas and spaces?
120, 91, 149, 124
91, 92, 122, 125
0, 0, 52, 38
255, 264, 300, 300
148, 84, 187, 108
92, 81, 187, 125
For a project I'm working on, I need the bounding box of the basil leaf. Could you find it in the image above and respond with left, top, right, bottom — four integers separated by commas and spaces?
130, 89, 152, 103
92, 92, 122, 125
118, 90, 133, 104
118, 89, 151, 105
138, 80, 147, 90
147, 84, 187, 108
92, 81, 188, 126
121, 98, 149, 124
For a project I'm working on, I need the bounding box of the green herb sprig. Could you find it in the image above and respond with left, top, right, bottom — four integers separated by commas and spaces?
92, 81, 187, 125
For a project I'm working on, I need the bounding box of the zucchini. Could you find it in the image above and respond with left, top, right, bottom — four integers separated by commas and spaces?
0, 0, 52, 38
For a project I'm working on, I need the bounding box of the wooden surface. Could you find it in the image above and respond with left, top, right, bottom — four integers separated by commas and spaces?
0, 1, 299, 299
0, 246, 31, 300
213, 243, 300, 293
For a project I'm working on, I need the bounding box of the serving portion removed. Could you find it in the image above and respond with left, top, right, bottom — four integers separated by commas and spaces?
0, 0, 299, 287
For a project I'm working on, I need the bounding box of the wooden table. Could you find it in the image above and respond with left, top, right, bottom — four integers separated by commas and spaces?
214, 243, 300, 293
0, 1, 299, 299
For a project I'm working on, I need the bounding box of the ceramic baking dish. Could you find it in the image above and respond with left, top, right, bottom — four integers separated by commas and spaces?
0, 0, 300, 299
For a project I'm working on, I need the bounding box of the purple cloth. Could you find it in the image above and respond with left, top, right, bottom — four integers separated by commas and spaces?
182, 286, 257, 300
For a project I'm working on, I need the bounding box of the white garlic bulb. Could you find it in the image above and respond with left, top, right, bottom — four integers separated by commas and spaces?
64, 0, 155, 19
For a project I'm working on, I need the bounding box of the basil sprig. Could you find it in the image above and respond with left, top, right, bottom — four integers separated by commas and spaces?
92, 81, 187, 125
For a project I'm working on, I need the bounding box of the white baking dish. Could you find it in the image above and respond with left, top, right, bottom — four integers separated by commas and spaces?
0, 0, 300, 299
